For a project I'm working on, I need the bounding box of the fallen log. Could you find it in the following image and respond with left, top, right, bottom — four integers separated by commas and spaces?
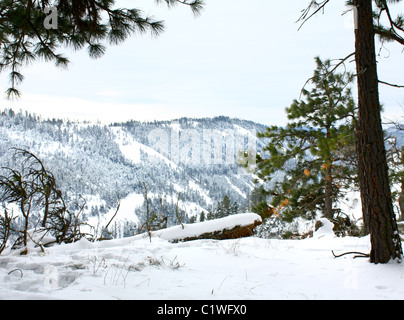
156, 213, 262, 243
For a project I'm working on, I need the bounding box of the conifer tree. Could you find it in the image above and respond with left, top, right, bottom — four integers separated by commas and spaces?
214, 195, 233, 218
231, 201, 239, 215
199, 211, 206, 222
206, 209, 214, 221
221, 195, 232, 217
299, 0, 404, 265
250, 185, 271, 217
256, 57, 357, 222
352, 0, 403, 263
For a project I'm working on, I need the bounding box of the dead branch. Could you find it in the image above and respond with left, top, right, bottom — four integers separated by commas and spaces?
379, 80, 404, 88
98, 196, 121, 241
8, 268, 23, 277
297, 0, 330, 31
332, 250, 370, 259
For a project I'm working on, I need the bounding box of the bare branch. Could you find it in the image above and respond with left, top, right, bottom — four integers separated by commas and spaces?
379, 80, 404, 89
300, 52, 355, 98
332, 250, 370, 259
98, 196, 121, 241
297, 0, 330, 31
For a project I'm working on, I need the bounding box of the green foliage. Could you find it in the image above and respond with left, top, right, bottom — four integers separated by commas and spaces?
204, 195, 240, 220
199, 211, 206, 222
175, 192, 186, 229
215, 194, 231, 218
256, 57, 358, 222
0, 0, 204, 97
250, 185, 274, 219
345, 0, 404, 46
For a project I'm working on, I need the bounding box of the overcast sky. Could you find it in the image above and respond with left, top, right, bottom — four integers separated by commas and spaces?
1, 0, 403, 126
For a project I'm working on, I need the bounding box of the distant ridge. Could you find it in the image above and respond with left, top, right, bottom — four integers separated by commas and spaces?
0, 108, 268, 236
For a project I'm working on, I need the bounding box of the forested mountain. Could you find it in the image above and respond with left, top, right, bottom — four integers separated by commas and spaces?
0, 109, 267, 236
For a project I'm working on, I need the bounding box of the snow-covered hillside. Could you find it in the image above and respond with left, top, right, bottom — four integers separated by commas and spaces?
0, 216, 403, 300
2, 109, 404, 301
0, 110, 267, 234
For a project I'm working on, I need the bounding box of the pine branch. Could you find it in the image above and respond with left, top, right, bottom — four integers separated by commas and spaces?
155, 0, 204, 16
376, 0, 404, 33
297, 0, 330, 31
300, 53, 355, 99
374, 27, 404, 45
379, 79, 404, 88
1, 0, 196, 97
373, 1, 404, 46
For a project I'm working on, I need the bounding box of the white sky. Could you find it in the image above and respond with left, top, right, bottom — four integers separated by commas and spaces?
1, 0, 403, 126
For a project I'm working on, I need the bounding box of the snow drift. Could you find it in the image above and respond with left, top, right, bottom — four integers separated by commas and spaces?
1, 214, 404, 300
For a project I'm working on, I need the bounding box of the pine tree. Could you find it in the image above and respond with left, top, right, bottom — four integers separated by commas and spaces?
214, 195, 233, 218
352, 0, 403, 263
298, 0, 404, 263
206, 209, 214, 221
199, 211, 206, 222
221, 195, 232, 217
250, 185, 272, 218
256, 57, 357, 223
231, 201, 239, 215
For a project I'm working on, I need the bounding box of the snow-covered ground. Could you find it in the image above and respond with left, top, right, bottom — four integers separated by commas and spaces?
0, 216, 404, 300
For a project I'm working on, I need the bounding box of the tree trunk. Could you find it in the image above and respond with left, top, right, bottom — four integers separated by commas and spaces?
353, 0, 403, 263
42, 191, 50, 227
21, 201, 30, 248
324, 164, 333, 220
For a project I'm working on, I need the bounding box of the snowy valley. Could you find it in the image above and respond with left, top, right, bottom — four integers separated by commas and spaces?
1, 109, 404, 301
0, 110, 267, 236
1, 0, 404, 303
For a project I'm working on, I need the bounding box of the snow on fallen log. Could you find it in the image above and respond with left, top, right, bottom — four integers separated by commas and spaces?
155, 213, 262, 243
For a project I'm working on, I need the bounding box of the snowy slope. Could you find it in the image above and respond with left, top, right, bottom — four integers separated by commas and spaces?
86, 192, 144, 238
1, 112, 269, 233
112, 126, 177, 169
0, 216, 403, 300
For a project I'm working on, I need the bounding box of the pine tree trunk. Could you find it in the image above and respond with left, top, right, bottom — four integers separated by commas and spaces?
353, 0, 403, 263
324, 164, 333, 220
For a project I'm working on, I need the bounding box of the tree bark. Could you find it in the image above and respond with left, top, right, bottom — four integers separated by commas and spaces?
324, 164, 333, 220
353, 0, 403, 263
